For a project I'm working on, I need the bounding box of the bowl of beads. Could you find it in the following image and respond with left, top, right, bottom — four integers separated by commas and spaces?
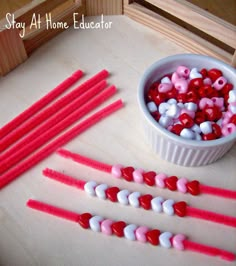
137, 54, 236, 166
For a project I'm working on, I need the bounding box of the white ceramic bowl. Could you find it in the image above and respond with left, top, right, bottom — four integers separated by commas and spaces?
137, 54, 236, 166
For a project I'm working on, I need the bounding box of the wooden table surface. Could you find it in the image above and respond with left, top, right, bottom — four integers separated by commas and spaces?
0, 15, 235, 266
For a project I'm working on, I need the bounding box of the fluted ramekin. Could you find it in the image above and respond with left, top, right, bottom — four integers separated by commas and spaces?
137, 54, 236, 166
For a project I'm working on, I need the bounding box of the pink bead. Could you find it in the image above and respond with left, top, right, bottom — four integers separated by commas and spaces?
222, 123, 236, 136
172, 234, 186, 250
111, 164, 123, 178
175, 79, 188, 93
135, 226, 149, 243
213, 76, 227, 90
177, 177, 188, 193
199, 97, 214, 110
101, 219, 113, 235
211, 97, 224, 110
171, 72, 180, 84
158, 83, 173, 93
133, 168, 144, 183
203, 77, 212, 85
176, 66, 190, 78
155, 173, 167, 188
180, 108, 195, 119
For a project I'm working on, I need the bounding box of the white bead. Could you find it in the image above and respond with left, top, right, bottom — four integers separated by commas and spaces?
189, 67, 202, 79
191, 124, 201, 134
200, 121, 212, 134
89, 216, 103, 232
166, 104, 180, 118
195, 132, 202, 141
147, 101, 157, 113
117, 189, 130, 205
151, 197, 164, 213
229, 103, 236, 114
158, 102, 169, 115
84, 181, 97, 196
159, 232, 173, 248
228, 90, 236, 103
180, 128, 195, 139
95, 184, 108, 199
162, 199, 175, 216
124, 224, 138, 241
217, 118, 223, 127
177, 102, 185, 109
159, 115, 173, 128
161, 76, 172, 84
184, 102, 197, 112
167, 98, 177, 105
128, 192, 141, 208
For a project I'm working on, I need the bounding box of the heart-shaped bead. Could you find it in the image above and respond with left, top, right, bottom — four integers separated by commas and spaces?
111, 221, 126, 237
111, 164, 123, 178
228, 90, 236, 103
128, 191, 141, 208
106, 186, 120, 202
124, 224, 138, 241
158, 102, 170, 115
172, 234, 186, 250
117, 189, 130, 205
84, 181, 97, 196
146, 229, 160, 246
177, 178, 188, 193
165, 176, 178, 191
158, 83, 173, 93
133, 168, 144, 184
151, 197, 164, 213
101, 219, 113, 235
173, 201, 187, 217
189, 68, 202, 79
135, 226, 149, 243
143, 171, 156, 186
161, 76, 172, 84
89, 216, 103, 232
155, 173, 167, 188
121, 166, 134, 182
78, 213, 92, 229
176, 66, 190, 78
163, 199, 175, 216
186, 180, 200, 195
159, 232, 173, 248
139, 194, 153, 210
208, 68, 222, 82
95, 184, 108, 199
175, 79, 188, 93
166, 104, 180, 118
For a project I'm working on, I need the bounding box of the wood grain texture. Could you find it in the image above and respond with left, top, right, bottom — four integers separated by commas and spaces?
85, 0, 122, 15
124, 2, 232, 64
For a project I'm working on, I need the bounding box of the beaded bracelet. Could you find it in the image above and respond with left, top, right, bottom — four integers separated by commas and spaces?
56, 149, 236, 200
43, 168, 236, 228
27, 199, 235, 262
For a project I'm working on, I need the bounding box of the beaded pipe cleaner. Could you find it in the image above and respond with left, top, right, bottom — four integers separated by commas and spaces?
0, 99, 123, 189
43, 168, 236, 228
0, 69, 83, 140
27, 199, 235, 262
0, 69, 108, 152
57, 149, 236, 200
0, 81, 114, 174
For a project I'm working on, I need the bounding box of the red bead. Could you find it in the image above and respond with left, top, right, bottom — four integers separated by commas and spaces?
121, 167, 134, 182
173, 201, 187, 217
204, 106, 221, 121
189, 78, 203, 90
200, 68, 208, 78
149, 81, 159, 91
186, 89, 199, 103
229, 114, 236, 125
106, 187, 120, 202
139, 194, 153, 210
166, 88, 178, 99
146, 229, 160, 246
208, 68, 222, 82
212, 123, 222, 138
176, 93, 187, 103
199, 85, 214, 98
171, 124, 184, 135
186, 180, 200, 195
78, 213, 92, 229
179, 113, 194, 128
111, 221, 126, 237
194, 111, 206, 125
202, 132, 217, 141
147, 89, 158, 102
143, 171, 156, 186
221, 83, 233, 96
153, 92, 167, 105
151, 111, 161, 121
165, 176, 178, 191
